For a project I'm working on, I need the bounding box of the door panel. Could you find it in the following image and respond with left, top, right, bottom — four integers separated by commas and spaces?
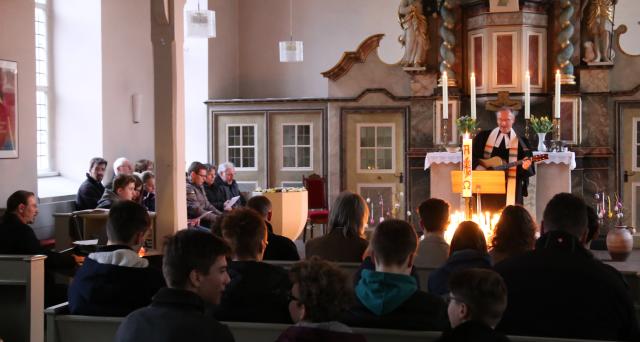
343, 111, 406, 223
621, 106, 640, 228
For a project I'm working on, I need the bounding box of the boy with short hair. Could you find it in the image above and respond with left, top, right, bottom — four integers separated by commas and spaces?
116, 229, 234, 342
437, 268, 510, 342
215, 208, 292, 323
342, 219, 448, 330
69, 201, 165, 316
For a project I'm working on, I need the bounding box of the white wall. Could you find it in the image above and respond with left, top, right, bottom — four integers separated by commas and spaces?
0, 0, 38, 204
52, 0, 103, 183
615, 0, 640, 55
235, 0, 402, 99
101, 0, 155, 181
185, 0, 211, 164
208, 0, 239, 99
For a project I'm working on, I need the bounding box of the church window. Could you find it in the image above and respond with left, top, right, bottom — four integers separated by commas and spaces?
227, 124, 256, 169
282, 123, 312, 169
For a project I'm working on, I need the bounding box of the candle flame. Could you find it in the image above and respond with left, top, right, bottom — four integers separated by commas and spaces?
556, 69, 561, 75
443, 210, 500, 246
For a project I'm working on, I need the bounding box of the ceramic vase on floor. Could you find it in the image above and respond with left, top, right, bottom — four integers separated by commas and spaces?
537, 132, 547, 152
606, 226, 633, 261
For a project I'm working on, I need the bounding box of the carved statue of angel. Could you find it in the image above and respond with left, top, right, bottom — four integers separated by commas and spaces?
398, 0, 429, 68
581, 0, 617, 63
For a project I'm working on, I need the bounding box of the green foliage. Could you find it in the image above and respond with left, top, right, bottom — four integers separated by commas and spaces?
530, 115, 553, 133
456, 116, 477, 135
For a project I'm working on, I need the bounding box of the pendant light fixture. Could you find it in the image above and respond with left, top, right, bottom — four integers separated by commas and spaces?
279, 0, 303, 62
186, 0, 216, 38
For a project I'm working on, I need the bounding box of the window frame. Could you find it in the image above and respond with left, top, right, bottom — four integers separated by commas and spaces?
280, 122, 313, 171
356, 123, 396, 174
226, 123, 258, 171
35, 0, 56, 177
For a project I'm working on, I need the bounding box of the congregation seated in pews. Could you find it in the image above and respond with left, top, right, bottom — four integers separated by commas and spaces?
3, 172, 640, 341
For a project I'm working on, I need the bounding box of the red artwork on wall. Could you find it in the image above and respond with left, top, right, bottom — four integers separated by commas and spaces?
496, 34, 513, 85
473, 36, 483, 87
0, 60, 18, 158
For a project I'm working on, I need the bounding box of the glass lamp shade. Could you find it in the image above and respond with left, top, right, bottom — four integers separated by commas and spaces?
279, 40, 303, 62
186, 10, 216, 38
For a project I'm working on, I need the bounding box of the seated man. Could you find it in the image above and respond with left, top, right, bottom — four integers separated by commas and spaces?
69, 201, 165, 316
105, 157, 133, 190
134, 159, 154, 173
437, 269, 509, 342
75, 157, 107, 210
496, 193, 640, 341
0, 190, 76, 307
210, 162, 246, 212
97, 174, 136, 209
415, 198, 450, 268
214, 208, 292, 323
341, 219, 448, 331
116, 229, 234, 342
186, 162, 221, 228
246, 195, 299, 261
277, 257, 366, 342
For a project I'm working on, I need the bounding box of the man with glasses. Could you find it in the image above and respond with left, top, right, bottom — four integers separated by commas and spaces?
438, 268, 509, 342
186, 162, 222, 229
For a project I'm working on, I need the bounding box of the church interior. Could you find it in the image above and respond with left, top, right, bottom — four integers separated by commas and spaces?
2, 0, 640, 341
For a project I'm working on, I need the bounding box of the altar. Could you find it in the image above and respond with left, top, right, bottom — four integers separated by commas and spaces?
425, 151, 575, 223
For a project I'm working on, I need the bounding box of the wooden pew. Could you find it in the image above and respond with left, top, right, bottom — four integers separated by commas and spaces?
0, 255, 46, 342
45, 303, 615, 342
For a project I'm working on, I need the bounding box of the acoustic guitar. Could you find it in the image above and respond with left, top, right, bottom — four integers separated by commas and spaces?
476, 154, 549, 171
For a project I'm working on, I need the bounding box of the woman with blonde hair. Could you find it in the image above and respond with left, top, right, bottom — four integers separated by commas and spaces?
305, 191, 369, 262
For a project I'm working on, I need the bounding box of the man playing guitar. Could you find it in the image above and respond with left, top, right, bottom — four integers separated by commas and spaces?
472, 107, 534, 212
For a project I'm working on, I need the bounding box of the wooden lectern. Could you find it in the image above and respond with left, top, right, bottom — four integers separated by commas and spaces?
451, 170, 506, 217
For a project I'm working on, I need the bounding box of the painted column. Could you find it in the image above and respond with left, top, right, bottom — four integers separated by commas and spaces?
557, 0, 576, 84
439, 0, 458, 87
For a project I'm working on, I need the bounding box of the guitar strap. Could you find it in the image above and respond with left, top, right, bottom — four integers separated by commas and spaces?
483, 128, 518, 205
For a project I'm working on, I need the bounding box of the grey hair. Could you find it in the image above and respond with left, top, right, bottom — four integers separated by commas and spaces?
495, 107, 517, 118
113, 157, 130, 174
218, 161, 235, 176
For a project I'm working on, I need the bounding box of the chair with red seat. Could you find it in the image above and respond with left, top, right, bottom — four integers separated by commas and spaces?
302, 174, 329, 242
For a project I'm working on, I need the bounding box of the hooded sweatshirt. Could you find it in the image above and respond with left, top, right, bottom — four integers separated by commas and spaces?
341, 269, 448, 330
68, 245, 165, 316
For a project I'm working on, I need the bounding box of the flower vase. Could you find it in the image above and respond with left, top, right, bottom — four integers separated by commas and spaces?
606, 225, 633, 261
537, 132, 547, 152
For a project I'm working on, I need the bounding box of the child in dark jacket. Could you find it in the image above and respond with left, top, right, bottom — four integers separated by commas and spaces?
69, 201, 165, 316
214, 208, 291, 323
276, 257, 366, 342
341, 219, 448, 331
436, 268, 510, 342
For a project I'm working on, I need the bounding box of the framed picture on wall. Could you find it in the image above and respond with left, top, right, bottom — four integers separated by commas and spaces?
0, 60, 18, 158
557, 95, 581, 145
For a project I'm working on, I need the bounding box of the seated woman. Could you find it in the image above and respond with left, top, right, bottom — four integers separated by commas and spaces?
427, 221, 491, 296
276, 257, 366, 342
305, 191, 369, 263
490, 205, 537, 265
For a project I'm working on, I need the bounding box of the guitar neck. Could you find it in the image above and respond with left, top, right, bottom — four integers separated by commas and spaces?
493, 160, 523, 171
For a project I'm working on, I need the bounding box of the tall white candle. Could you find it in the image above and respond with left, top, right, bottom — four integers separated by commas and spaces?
470, 72, 476, 120
555, 69, 561, 119
462, 133, 473, 198
442, 71, 449, 120
524, 71, 531, 119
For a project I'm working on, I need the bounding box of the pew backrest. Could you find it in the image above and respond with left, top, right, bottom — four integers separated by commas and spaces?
0, 255, 46, 342
44, 304, 615, 342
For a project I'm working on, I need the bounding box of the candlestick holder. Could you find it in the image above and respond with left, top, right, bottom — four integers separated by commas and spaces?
553, 118, 561, 141
442, 118, 449, 151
